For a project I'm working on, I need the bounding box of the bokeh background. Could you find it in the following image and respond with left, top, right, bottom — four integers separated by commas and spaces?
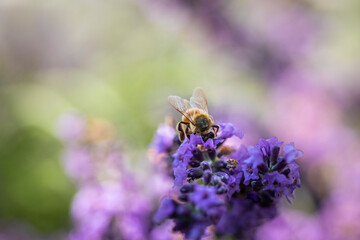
1, 0, 360, 239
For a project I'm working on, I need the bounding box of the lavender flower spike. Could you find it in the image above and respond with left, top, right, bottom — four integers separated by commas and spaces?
151, 120, 302, 239
150, 91, 303, 239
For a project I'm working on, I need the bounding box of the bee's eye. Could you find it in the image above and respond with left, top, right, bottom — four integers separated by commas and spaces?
208, 132, 215, 139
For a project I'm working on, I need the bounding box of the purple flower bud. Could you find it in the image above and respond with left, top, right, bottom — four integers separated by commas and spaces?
282, 168, 290, 176
200, 161, 211, 171
258, 163, 269, 174
272, 158, 287, 172
188, 168, 203, 179
270, 145, 280, 165
214, 160, 227, 169
189, 160, 201, 167
203, 170, 212, 185
180, 184, 194, 193
151, 123, 177, 153
214, 172, 230, 184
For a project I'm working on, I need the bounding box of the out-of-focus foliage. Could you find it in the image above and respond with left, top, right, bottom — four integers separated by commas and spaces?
0, 0, 235, 234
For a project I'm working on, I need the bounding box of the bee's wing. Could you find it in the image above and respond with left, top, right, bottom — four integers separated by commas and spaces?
190, 87, 208, 113
168, 96, 195, 124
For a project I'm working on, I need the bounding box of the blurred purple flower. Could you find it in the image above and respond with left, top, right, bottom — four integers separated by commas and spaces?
321, 191, 360, 240
57, 113, 86, 142
150, 123, 177, 154
140, 0, 319, 81
150, 220, 181, 240
258, 3, 319, 57
153, 199, 176, 223
255, 210, 324, 240
70, 183, 126, 240
62, 148, 95, 183
58, 114, 177, 240
268, 73, 341, 165
70, 179, 154, 240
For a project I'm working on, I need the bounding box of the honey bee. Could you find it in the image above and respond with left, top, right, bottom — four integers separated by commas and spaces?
168, 87, 219, 142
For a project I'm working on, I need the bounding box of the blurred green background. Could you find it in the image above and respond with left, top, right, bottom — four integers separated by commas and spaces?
0, 0, 359, 237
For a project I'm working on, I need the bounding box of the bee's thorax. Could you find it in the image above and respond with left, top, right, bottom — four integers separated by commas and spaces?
193, 113, 213, 133
179, 109, 213, 135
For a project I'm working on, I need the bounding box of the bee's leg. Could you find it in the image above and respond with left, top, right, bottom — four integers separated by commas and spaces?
202, 133, 210, 142
204, 131, 215, 141
176, 122, 186, 142
212, 124, 220, 136
185, 124, 192, 139
177, 121, 190, 142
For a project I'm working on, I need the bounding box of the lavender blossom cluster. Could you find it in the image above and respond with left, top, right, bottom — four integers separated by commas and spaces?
58, 114, 178, 240
151, 122, 302, 239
